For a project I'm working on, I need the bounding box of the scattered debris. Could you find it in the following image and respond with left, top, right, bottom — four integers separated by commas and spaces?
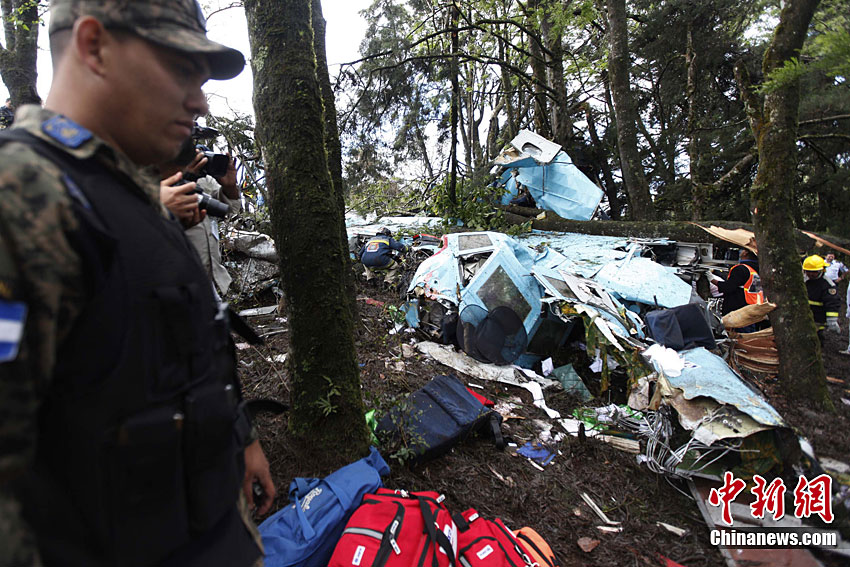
238, 305, 278, 317
580, 492, 622, 526
517, 442, 555, 467
358, 296, 386, 307
656, 522, 687, 537
576, 536, 600, 553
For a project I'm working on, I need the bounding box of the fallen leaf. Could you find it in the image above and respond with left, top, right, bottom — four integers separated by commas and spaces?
577, 537, 600, 553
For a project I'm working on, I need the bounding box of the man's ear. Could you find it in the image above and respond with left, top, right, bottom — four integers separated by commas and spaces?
72, 17, 109, 77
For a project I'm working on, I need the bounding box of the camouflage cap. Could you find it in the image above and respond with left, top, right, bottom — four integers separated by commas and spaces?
49, 0, 245, 80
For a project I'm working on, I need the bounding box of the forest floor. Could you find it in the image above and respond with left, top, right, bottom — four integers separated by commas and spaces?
236, 272, 850, 567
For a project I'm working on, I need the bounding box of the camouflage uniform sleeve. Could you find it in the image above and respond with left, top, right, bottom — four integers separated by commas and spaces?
0, 146, 85, 566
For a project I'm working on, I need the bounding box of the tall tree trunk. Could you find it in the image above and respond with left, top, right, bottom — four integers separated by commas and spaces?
604, 0, 655, 220
448, 2, 460, 207
0, 0, 40, 106
740, 0, 831, 408
498, 34, 517, 144
244, 0, 370, 463
541, 1, 571, 147
687, 22, 709, 220
585, 103, 621, 219
311, 0, 357, 316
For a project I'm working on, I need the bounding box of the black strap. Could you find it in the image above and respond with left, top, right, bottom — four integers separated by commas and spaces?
516, 532, 558, 567
227, 307, 264, 345
489, 413, 506, 450
417, 497, 456, 567
244, 398, 288, 419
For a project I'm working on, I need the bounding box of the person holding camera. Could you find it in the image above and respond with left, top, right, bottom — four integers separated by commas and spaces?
161, 144, 241, 295
0, 1, 271, 566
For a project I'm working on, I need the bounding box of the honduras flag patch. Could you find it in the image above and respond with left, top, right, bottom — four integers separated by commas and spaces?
0, 300, 26, 362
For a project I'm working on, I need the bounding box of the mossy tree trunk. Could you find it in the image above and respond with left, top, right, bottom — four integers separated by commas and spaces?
244, 0, 370, 463
311, 0, 357, 316
0, 0, 40, 106
604, 0, 655, 220
740, 0, 832, 408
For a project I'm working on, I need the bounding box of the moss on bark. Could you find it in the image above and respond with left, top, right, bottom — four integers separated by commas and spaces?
747, 0, 832, 409
245, 0, 371, 464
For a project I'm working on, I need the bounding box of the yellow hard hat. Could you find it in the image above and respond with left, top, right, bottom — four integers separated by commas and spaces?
803, 255, 827, 271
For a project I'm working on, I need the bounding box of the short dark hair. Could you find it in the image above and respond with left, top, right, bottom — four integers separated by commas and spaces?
49, 26, 133, 67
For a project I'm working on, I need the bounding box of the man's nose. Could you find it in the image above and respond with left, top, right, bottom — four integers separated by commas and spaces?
188, 88, 209, 118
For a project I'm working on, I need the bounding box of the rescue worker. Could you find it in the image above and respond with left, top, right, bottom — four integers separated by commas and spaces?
0, 1, 273, 565
713, 249, 765, 331
359, 227, 409, 284
803, 255, 842, 344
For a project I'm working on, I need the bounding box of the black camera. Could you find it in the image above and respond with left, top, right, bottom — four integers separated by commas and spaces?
192, 124, 230, 178
200, 150, 230, 178
194, 188, 230, 218
179, 171, 230, 218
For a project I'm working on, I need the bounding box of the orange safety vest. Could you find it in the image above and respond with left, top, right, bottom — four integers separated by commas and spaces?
728, 263, 765, 305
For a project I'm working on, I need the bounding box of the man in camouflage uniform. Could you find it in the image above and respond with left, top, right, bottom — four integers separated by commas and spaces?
0, 1, 273, 565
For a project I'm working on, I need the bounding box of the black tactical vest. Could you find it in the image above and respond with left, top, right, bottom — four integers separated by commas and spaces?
1, 130, 260, 567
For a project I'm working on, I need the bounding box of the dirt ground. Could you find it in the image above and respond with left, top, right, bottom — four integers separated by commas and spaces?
236, 275, 850, 567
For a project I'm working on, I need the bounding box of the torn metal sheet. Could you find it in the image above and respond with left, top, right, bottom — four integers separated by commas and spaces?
655, 376, 773, 445
663, 347, 786, 430
594, 255, 693, 308
238, 305, 278, 317
693, 224, 758, 254
518, 231, 632, 277
226, 229, 279, 262
800, 230, 850, 256
505, 130, 563, 164
492, 131, 603, 221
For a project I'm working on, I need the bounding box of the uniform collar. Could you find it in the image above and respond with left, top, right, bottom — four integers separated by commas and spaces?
12, 106, 164, 212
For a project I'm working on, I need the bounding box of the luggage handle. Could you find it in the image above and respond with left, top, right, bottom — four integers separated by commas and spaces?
292, 477, 352, 541
418, 497, 456, 567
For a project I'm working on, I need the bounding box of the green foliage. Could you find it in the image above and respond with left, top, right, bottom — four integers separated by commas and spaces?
314, 376, 342, 417
375, 394, 428, 466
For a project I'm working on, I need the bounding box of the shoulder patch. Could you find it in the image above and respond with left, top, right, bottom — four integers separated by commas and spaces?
0, 299, 27, 362
829, 288, 837, 295
42, 115, 92, 148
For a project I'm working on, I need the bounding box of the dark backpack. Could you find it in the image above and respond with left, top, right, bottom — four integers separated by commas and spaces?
376, 374, 504, 465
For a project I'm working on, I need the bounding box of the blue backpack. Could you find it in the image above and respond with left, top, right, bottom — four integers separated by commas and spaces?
259, 446, 390, 567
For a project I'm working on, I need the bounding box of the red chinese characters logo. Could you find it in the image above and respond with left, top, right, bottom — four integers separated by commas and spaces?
750, 475, 786, 520
707, 473, 833, 526
708, 472, 746, 525
793, 474, 834, 523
